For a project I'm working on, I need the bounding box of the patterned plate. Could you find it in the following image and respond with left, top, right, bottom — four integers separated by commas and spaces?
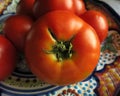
0, 0, 120, 96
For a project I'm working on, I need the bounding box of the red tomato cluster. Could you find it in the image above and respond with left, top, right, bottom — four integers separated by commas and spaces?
1, 0, 108, 85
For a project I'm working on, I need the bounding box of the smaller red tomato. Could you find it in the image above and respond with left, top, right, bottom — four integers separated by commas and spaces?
80, 10, 108, 43
0, 35, 17, 81
16, 0, 35, 17
33, 0, 86, 18
3, 15, 33, 52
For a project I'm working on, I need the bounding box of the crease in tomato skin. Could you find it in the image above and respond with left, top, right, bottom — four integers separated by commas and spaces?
47, 28, 57, 40
58, 59, 86, 85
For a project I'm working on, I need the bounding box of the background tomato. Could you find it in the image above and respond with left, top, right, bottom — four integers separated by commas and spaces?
0, 35, 17, 81
80, 10, 108, 43
33, 0, 86, 18
3, 15, 33, 52
16, 0, 35, 17
25, 11, 100, 85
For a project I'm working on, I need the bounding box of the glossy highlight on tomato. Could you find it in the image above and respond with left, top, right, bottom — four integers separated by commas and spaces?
25, 11, 100, 85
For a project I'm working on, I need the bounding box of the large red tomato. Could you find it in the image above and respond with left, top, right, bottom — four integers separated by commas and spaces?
33, 0, 86, 18
80, 10, 108, 43
25, 11, 100, 85
3, 15, 33, 52
0, 35, 17, 81
16, 0, 35, 17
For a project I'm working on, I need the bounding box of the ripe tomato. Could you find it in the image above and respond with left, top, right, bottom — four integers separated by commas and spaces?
0, 35, 17, 81
3, 15, 33, 52
80, 10, 108, 43
25, 11, 100, 85
33, 0, 86, 18
16, 0, 35, 17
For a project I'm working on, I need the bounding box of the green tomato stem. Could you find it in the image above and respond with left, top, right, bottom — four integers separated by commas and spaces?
45, 28, 73, 62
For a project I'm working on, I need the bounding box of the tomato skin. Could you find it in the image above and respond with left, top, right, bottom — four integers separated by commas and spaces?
80, 10, 108, 43
0, 35, 17, 81
16, 0, 35, 17
33, 0, 86, 18
3, 15, 33, 52
25, 11, 100, 85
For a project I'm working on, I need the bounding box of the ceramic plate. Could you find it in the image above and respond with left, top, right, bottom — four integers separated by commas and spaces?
0, 0, 120, 96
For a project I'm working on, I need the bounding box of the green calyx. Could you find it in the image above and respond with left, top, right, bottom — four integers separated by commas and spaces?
45, 40, 73, 62
52, 41, 73, 61
45, 29, 73, 62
